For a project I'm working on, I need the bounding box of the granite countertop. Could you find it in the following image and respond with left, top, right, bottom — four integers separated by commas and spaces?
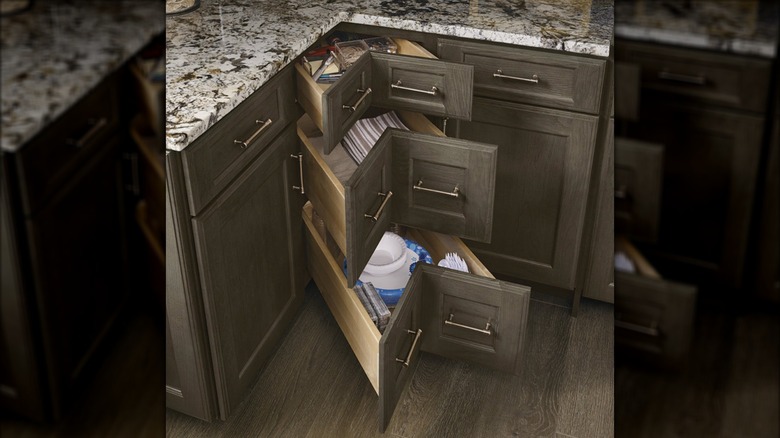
615, 0, 778, 58
166, 0, 614, 152
1, 0, 164, 153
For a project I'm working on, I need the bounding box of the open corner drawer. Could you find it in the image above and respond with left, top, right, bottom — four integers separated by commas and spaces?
614, 235, 697, 367
302, 202, 530, 431
295, 38, 474, 153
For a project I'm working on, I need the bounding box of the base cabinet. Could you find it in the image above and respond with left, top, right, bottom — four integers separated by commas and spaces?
166, 124, 306, 420
454, 97, 598, 291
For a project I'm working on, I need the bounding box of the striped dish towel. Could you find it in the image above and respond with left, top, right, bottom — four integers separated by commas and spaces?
342, 111, 409, 164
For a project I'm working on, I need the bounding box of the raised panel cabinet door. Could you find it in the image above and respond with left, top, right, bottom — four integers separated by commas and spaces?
633, 98, 764, 289
456, 98, 598, 290
191, 126, 305, 419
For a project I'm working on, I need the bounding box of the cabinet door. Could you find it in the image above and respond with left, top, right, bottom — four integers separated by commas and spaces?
456, 98, 598, 290
632, 98, 764, 289
191, 126, 305, 419
23, 138, 127, 419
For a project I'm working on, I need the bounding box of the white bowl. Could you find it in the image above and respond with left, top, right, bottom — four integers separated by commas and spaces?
363, 232, 406, 276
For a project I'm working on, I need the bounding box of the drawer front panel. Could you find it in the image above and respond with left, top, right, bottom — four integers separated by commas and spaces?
417, 265, 530, 374
614, 138, 664, 243
615, 271, 697, 366
17, 74, 119, 215
438, 39, 605, 114
389, 130, 497, 243
321, 53, 374, 154
615, 40, 772, 112
345, 131, 394, 287
182, 67, 299, 215
371, 52, 473, 120
379, 267, 424, 432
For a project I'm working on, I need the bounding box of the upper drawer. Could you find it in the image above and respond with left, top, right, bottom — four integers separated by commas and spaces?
437, 39, 606, 114
298, 111, 497, 287
16, 73, 119, 215
181, 66, 300, 216
295, 39, 474, 154
615, 40, 772, 113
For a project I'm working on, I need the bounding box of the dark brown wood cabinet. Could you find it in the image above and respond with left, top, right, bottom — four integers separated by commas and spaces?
191, 126, 305, 418
0, 73, 129, 422
453, 98, 599, 292
165, 67, 307, 421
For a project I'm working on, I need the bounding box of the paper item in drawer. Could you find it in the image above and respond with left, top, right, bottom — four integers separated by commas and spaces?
353, 283, 379, 328
362, 282, 390, 333
342, 111, 409, 165
614, 251, 636, 273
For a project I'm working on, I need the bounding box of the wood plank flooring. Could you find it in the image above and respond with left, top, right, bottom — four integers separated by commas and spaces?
0, 303, 166, 438
167, 282, 614, 437
615, 302, 780, 438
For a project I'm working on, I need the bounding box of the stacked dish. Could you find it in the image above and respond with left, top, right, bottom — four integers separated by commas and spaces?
344, 232, 433, 306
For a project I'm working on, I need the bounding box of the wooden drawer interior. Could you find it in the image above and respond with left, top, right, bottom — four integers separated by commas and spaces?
295, 39, 437, 146
614, 235, 697, 365
302, 201, 494, 393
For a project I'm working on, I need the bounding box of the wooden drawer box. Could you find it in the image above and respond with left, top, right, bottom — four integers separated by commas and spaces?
181, 66, 301, 215
614, 236, 697, 367
295, 39, 474, 154
615, 40, 772, 113
437, 38, 606, 114
16, 73, 119, 215
297, 111, 497, 287
303, 202, 530, 431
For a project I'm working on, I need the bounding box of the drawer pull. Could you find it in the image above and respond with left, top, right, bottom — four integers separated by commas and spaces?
233, 118, 273, 149
444, 313, 492, 335
413, 179, 460, 198
615, 319, 660, 337
342, 88, 372, 112
391, 80, 439, 96
364, 191, 393, 221
291, 153, 304, 194
658, 70, 706, 85
395, 329, 423, 367
493, 70, 539, 84
66, 117, 108, 148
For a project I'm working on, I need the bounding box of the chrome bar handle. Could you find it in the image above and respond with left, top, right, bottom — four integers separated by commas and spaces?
67, 117, 108, 148
342, 88, 372, 112
395, 329, 423, 367
234, 118, 273, 149
615, 319, 660, 337
493, 70, 539, 84
444, 313, 492, 335
291, 153, 304, 194
413, 179, 460, 198
658, 70, 706, 85
364, 191, 393, 221
391, 80, 439, 96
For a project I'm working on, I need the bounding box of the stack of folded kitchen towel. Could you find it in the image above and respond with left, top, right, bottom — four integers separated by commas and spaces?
342, 111, 409, 164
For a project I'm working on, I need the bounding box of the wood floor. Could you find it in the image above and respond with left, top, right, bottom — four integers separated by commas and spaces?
0, 302, 166, 438
615, 300, 780, 438
166, 282, 614, 437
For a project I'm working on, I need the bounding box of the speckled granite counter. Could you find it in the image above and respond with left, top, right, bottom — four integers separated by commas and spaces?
615, 0, 778, 58
1, 0, 164, 152
166, 0, 614, 152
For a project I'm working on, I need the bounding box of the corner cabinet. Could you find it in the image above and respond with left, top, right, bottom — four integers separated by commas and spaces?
438, 38, 610, 303
165, 67, 306, 420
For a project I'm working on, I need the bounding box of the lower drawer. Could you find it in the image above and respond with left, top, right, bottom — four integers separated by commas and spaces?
302, 202, 530, 431
614, 235, 697, 367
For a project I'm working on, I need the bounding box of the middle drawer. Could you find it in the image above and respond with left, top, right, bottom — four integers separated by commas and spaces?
296, 110, 497, 287
295, 38, 474, 154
